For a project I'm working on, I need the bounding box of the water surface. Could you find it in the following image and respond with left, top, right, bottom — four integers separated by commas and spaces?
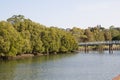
0, 51, 120, 80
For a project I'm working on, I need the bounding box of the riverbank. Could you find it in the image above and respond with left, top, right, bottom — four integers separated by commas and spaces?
0, 53, 44, 60
0, 51, 76, 60
1, 45, 120, 60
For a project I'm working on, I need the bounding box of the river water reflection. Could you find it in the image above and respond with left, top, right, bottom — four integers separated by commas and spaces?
0, 51, 120, 80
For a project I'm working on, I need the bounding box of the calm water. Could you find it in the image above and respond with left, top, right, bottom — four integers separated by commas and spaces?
0, 51, 120, 80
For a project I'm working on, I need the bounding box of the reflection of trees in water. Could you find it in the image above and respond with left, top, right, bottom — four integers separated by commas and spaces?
0, 60, 17, 80
0, 53, 76, 80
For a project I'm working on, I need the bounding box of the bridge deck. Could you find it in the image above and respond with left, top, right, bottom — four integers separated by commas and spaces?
79, 41, 120, 46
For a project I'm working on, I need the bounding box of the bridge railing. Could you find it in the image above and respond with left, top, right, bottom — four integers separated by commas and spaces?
78, 41, 120, 46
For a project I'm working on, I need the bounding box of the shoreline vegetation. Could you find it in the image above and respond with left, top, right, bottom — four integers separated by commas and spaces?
0, 15, 120, 60
0, 52, 76, 60
0, 15, 78, 60
1, 46, 120, 60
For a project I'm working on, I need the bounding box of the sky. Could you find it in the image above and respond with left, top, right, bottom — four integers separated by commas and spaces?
0, 0, 120, 29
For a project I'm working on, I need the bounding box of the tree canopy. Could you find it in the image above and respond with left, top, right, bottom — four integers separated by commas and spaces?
0, 15, 78, 57
70, 26, 120, 43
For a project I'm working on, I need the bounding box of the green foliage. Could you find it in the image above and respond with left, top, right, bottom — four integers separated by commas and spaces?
104, 30, 112, 41
0, 15, 78, 57
110, 27, 120, 38
112, 35, 120, 40
70, 27, 86, 42
0, 21, 24, 56
70, 26, 120, 43
84, 29, 94, 42
2, 15, 120, 57
92, 27, 105, 41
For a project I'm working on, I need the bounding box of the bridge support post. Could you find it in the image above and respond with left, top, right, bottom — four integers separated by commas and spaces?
109, 44, 113, 53
85, 45, 88, 53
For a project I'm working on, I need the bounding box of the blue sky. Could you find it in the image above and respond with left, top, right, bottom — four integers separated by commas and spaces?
0, 0, 120, 29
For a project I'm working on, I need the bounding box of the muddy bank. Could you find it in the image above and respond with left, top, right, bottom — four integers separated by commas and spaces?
0, 53, 45, 60
0, 51, 77, 60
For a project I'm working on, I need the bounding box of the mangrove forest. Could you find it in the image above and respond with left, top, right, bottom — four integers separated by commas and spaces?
0, 15, 120, 58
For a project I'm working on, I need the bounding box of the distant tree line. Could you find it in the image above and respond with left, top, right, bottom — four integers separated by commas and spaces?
69, 25, 120, 43
0, 15, 78, 57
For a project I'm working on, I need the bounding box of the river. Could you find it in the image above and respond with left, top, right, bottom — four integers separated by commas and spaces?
0, 51, 120, 80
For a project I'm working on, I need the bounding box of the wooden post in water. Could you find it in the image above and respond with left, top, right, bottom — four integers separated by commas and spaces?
85, 45, 88, 53
109, 44, 113, 53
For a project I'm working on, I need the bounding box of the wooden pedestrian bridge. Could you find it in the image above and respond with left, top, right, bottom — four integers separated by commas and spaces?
78, 41, 120, 53
79, 41, 120, 46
